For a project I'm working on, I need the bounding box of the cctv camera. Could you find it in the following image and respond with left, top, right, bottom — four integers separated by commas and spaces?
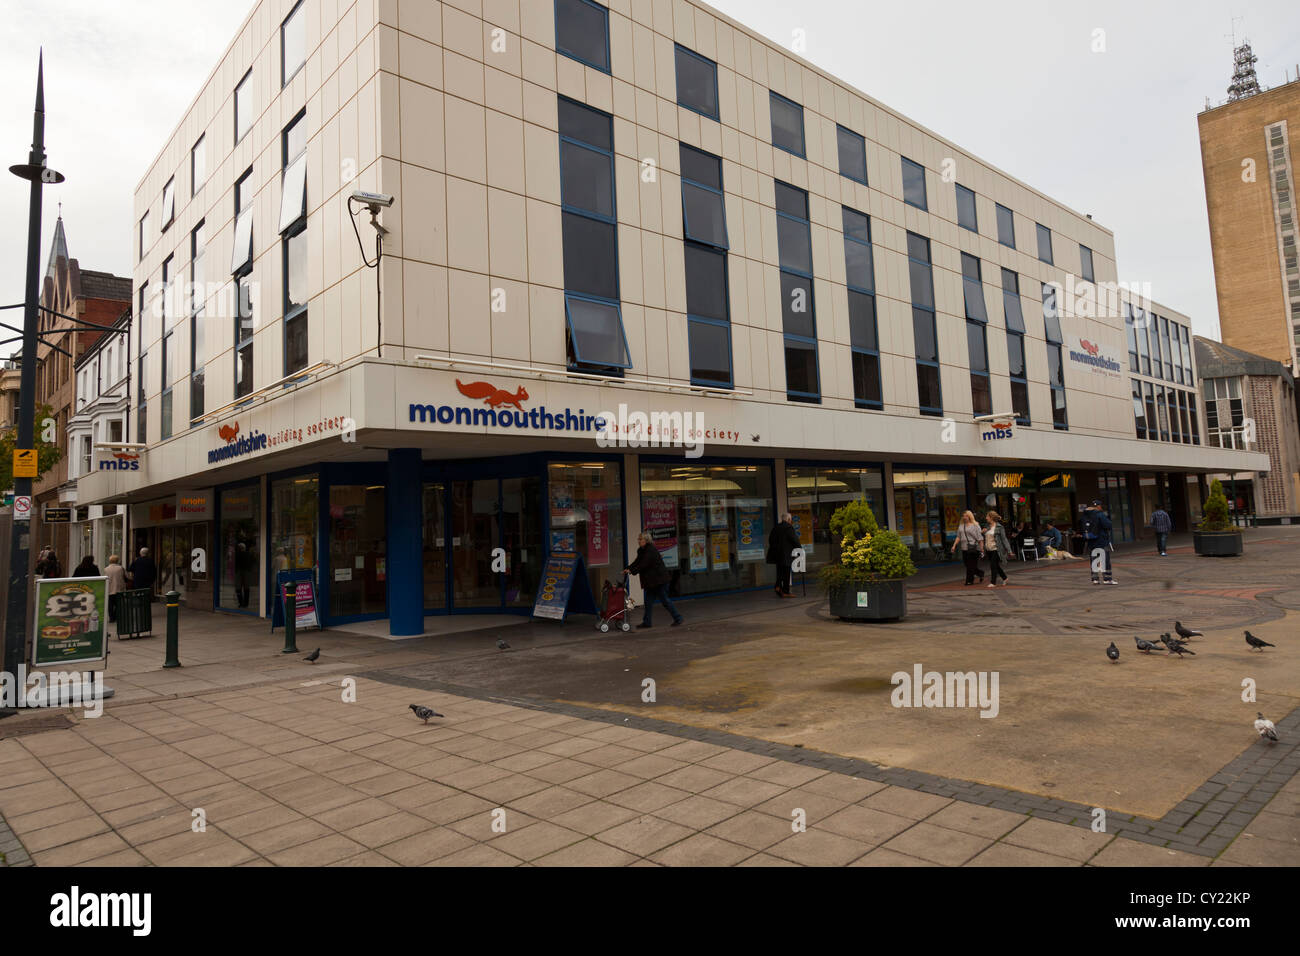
351, 190, 394, 208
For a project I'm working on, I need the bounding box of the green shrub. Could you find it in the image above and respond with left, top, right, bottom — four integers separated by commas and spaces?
818, 497, 917, 590
1199, 479, 1233, 532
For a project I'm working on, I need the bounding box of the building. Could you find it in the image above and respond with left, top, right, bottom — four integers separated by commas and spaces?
1197, 50, 1300, 370
1194, 335, 1300, 520
30, 216, 132, 565
77, 0, 1265, 633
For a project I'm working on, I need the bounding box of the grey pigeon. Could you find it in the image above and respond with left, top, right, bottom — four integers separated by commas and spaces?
1156, 632, 1172, 646
497, 638, 510, 650
303, 648, 320, 663
1174, 621, 1203, 640
1106, 642, 1119, 663
1134, 636, 1162, 654
1254, 713, 1279, 742
1245, 631, 1275, 651
409, 704, 444, 723
1166, 639, 1195, 657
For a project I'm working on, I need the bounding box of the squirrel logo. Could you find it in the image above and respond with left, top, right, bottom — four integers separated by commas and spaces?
112, 451, 140, 461
1080, 339, 1101, 357
455, 379, 528, 411
218, 422, 240, 443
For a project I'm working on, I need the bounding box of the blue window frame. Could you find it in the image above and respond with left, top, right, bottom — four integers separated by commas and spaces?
1079, 243, 1094, 283
956, 183, 977, 232
769, 92, 805, 157
1041, 281, 1063, 343
1008, 331, 1030, 426
1048, 344, 1068, 429
961, 253, 988, 323
558, 96, 629, 370
967, 320, 991, 416
681, 145, 731, 387
675, 45, 718, 120
837, 126, 868, 185
996, 203, 1015, 248
1036, 222, 1054, 264
555, 0, 610, 73
190, 221, 206, 424
907, 231, 941, 415
842, 208, 880, 408
902, 157, 927, 210
776, 181, 818, 401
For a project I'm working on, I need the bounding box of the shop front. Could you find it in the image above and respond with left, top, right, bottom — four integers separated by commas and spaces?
784, 463, 886, 575
891, 466, 968, 566
131, 494, 214, 606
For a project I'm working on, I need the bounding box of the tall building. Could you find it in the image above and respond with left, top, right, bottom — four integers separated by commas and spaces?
1198, 54, 1300, 369
78, 0, 1264, 632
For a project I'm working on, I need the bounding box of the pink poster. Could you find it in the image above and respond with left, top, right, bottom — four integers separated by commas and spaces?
587, 498, 609, 567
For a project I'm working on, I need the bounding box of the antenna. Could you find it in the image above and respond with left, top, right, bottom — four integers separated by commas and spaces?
1226, 35, 1262, 101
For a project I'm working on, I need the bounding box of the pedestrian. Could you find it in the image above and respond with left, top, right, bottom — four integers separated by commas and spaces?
765, 512, 801, 598
104, 554, 127, 623
34, 547, 50, 577
623, 532, 683, 629
128, 546, 157, 597
1149, 504, 1172, 556
949, 510, 985, 585
41, 551, 62, 579
1083, 500, 1116, 585
234, 540, 253, 608
1040, 519, 1062, 553
982, 512, 1012, 588
72, 554, 101, 577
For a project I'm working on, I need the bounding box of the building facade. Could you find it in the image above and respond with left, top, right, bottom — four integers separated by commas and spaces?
78, 0, 1266, 632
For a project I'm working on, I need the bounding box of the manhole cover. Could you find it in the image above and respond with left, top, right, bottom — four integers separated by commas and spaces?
0, 712, 74, 740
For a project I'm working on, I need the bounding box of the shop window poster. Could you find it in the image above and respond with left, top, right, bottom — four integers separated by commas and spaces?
736, 499, 766, 563
586, 497, 609, 566
685, 495, 707, 531
643, 497, 679, 569
710, 530, 730, 571
897, 502, 915, 545
688, 533, 707, 572
550, 529, 577, 553
550, 483, 576, 527
709, 496, 727, 529
791, 505, 814, 554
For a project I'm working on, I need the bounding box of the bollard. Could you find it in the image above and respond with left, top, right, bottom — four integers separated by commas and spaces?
281, 586, 298, 654
163, 591, 181, 668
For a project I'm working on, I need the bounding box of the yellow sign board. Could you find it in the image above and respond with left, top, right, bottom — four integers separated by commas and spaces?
13, 448, 37, 479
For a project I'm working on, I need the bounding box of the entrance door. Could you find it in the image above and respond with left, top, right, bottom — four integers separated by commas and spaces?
446, 476, 543, 611
156, 526, 189, 602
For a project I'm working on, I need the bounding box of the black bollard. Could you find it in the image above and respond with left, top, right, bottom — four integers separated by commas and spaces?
281, 586, 298, 654
163, 591, 181, 668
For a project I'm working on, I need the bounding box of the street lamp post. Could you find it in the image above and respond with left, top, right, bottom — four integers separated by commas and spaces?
3, 53, 64, 717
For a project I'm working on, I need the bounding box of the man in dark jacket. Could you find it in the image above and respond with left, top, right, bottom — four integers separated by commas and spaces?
1149, 505, 1173, 556
128, 547, 158, 597
624, 533, 683, 629
1083, 500, 1116, 585
766, 512, 801, 598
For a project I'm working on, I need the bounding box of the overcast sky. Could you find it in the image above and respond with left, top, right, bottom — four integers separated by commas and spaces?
2, 0, 1298, 359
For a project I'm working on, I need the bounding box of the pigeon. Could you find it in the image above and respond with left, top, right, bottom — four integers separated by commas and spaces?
1166, 639, 1195, 657
1106, 642, 1119, 663
1245, 631, 1275, 652
1156, 632, 1172, 646
1254, 713, 1279, 742
303, 648, 321, 663
1134, 636, 1162, 654
409, 704, 444, 723
497, 638, 510, 651
1174, 621, 1203, 640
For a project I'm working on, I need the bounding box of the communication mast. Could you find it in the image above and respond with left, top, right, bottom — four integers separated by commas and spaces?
1227, 40, 1262, 101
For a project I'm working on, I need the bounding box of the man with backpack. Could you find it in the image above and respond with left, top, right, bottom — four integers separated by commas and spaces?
1083, 500, 1116, 585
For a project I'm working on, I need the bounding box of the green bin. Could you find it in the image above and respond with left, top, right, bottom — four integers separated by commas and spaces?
117, 588, 154, 640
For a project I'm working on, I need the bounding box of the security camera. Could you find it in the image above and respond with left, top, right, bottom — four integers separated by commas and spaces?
351, 190, 393, 208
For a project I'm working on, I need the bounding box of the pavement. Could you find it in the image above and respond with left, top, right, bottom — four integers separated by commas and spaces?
1, 527, 1297, 867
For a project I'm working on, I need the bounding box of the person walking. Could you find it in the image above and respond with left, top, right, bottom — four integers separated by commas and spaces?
1083, 500, 1116, 585
949, 510, 985, 585
1149, 504, 1172, 556
128, 546, 157, 598
766, 512, 802, 598
34, 547, 50, 577
234, 541, 253, 608
623, 532, 683, 629
983, 512, 1012, 587
40, 550, 62, 579
72, 554, 101, 577
104, 554, 127, 624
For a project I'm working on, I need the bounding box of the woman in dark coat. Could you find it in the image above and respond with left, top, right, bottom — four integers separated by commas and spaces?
624, 532, 683, 629
73, 555, 101, 577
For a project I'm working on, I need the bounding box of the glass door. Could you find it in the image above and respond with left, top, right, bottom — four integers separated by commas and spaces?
502, 476, 542, 607
450, 479, 500, 608
328, 485, 387, 618
423, 482, 447, 611
156, 527, 190, 601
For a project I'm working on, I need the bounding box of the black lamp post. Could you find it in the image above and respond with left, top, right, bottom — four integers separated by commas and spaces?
2, 52, 64, 717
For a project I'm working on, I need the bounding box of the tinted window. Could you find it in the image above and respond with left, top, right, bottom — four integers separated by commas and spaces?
848, 292, 877, 349
1079, 244, 1094, 282
916, 363, 941, 412
774, 181, 808, 219
1036, 222, 1053, 264
852, 351, 882, 405
902, 157, 927, 209
560, 141, 615, 217
558, 97, 612, 149
1007, 334, 1026, 377
562, 214, 618, 299
837, 126, 867, 184
684, 244, 727, 320
784, 339, 819, 396
770, 93, 805, 156
555, 0, 609, 72
675, 46, 718, 119
282, 0, 306, 86
1002, 269, 1024, 333
780, 273, 815, 338
956, 184, 977, 231
235, 70, 253, 143
912, 307, 938, 362
567, 298, 627, 366
996, 204, 1015, 247
688, 319, 731, 385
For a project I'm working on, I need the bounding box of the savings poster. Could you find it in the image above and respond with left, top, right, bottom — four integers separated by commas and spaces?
642, 497, 679, 569
586, 497, 609, 566
735, 499, 766, 563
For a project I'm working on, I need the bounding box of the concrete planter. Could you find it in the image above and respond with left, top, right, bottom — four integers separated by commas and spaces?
828, 579, 908, 621
1193, 530, 1243, 557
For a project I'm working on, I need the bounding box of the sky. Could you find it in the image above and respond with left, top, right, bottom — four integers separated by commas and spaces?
2, 0, 1298, 359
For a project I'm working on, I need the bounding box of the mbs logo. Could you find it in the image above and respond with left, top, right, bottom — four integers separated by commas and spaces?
98, 452, 140, 472
455, 379, 529, 412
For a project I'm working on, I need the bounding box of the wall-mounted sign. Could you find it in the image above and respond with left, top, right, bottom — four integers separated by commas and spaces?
13, 448, 37, 478
131, 500, 177, 526
98, 451, 140, 471
14, 495, 32, 521
43, 507, 72, 523
1068, 338, 1123, 377
176, 490, 214, 522
979, 418, 1016, 441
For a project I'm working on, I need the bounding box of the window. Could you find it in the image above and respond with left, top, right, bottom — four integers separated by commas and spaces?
1079, 244, 1094, 283
282, 111, 309, 377
908, 232, 941, 415
136, 284, 148, 443
681, 145, 730, 387
1160, 316, 1174, 383
1135, 309, 1151, 374
961, 253, 988, 323
1143, 381, 1157, 442
1169, 321, 1184, 384
1170, 386, 1182, 442
1149, 313, 1164, 379
1205, 378, 1246, 448
191, 222, 206, 423
1036, 222, 1053, 264
1188, 388, 1200, 444
280, 111, 308, 232
837, 126, 867, 185
555, 0, 609, 73
1155, 386, 1169, 441
967, 320, 991, 417
956, 184, 977, 232
995, 203, 1015, 248
769, 92, 805, 157
1041, 282, 1062, 343
138, 211, 150, 261
776, 181, 818, 402
1131, 378, 1146, 439
235, 69, 253, 143
1001, 269, 1024, 333
161, 254, 174, 331
1008, 331, 1029, 425
1180, 325, 1194, 384
281, 0, 306, 86
842, 208, 880, 408
235, 275, 254, 400
558, 97, 628, 371
160, 329, 174, 440
161, 177, 175, 230
902, 157, 927, 210
232, 167, 254, 275
675, 45, 718, 120
1124, 304, 1139, 372
1047, 345, 1067, 429
80, 436, 91, 477
191, 134, 206, 196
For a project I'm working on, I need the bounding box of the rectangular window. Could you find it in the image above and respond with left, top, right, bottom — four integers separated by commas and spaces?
1170, 387, 1182, 442
1143, 380, 1157, 442
769, 92, 805, 157
1036, 222, 1053, 264
235, 69, 253, 143
837, 126, 868, 185
559, 97, 628, 371
232, 167, 254, 275
1170, 322, 1185, 384
1124, 304, 1139, 371
996, 203, 1015, 248
1181, 325, 1194, 384
681, 145, 730, 387
961, 253, 988, 322
1048, 344, 1067, 429
161, 254, 174, 329
908, 232, 941, 415
160, 329, 174, 440
1150, 313, 1164, 378
955, 184, 977, 232
1079, 244, 1094, 283
280, 111, 308, 232
1131, 378, 1146, 439
235, 275, 254, 400
902, 157, 927, 210
1008, 332, 1029, 426
1156, 385, 1170, 440
1160, 316, 1174, 382
555, 0, 610, 73
1001, 269, 1024, 333
1041, 281, 1062, 343
139, 211, 150, 261
1188, 389, 1200, 444
776, 181, 818, 402
190, 222, 206, 424
675, 45, 718, 120
843, 208, 880, 408
161, 177, 175, 230
284, 228, 309, 375
1135, 310, 1151, 375
191, 135, 206, 196
1178, 390, 1191, 444
967, 321, 992, 416
281, 0, 306, 86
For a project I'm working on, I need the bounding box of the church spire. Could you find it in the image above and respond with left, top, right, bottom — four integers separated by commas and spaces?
43, 208, 68, 282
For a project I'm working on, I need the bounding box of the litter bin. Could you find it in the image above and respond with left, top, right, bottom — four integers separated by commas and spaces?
117, 588, 155, 639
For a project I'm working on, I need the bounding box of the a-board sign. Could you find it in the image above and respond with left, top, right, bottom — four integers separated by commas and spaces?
532, 552, 598, 622
271, 569, 320, 631
32, 576, 108, 666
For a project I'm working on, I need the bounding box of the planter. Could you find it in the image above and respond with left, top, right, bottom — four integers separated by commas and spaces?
828, 579, 908, 621
1193, 530, 1243, 556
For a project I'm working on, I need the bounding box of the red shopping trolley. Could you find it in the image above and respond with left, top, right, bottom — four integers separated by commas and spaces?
596, 573, 636, 633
